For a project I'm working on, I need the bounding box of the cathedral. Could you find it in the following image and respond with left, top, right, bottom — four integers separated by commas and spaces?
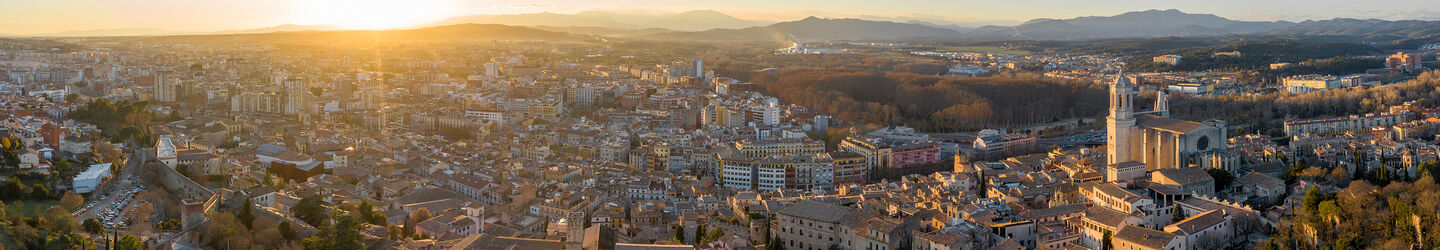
1105, 73, 1235, 182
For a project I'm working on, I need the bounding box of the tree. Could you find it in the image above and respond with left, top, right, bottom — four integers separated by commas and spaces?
694, 224, 705, 244
83, 218, 104, 234
47, 233, 96, 250
386, 225, 402, 240
115, 234, 144, 250
1303, 188, 1324, 215
175, 164, 192, 178
95, 142, 122, 164
52, 158, 73, 175
291, 195, 329, 227
702, 228, 725, 243
43, 205, 78, 234
302, 214, 365, 250
1206, 169, 1235, 193
30, 183, 49, 199
1329, 167, 1353, 184
279, 220, 297, 241
237, 199, 255, 229
408, 207, 433, 225
156, 219, 181, 231
1316, 200, 1342, 225
200, 212, 252, 249
402, 215, 416, 238
1171, 205, 1187, 223
0, 179, 23, 200
674, 225, 686, 243
60, 191, 84, 210
1102, 230, 1114, 250
356, 200, 383, 225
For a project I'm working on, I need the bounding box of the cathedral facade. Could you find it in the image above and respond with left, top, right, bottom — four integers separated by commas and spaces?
1105, 74, 1233, 181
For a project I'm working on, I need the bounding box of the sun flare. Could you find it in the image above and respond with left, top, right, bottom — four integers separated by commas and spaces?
296, 0, 456, 29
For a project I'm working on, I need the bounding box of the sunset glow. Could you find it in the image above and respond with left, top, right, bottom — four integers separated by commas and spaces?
294, 0, 457, 29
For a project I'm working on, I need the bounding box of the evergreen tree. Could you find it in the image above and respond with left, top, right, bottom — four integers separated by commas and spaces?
694, 224, 706, 244
302, 215, 365, 249
291, 195, 329, 227
1102, 231, 1113, 250
236, 199, 255, 229
279, 221, 296, 241
674, 225, 686, 243
1171, 205, 1187, 223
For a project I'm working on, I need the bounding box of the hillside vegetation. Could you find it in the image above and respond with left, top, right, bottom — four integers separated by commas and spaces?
746, 69, 1106, 132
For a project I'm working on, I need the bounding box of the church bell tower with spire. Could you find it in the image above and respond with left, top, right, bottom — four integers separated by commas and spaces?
1107, 73, 1137, 165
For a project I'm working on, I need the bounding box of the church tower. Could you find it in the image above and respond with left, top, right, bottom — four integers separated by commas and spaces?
1107, 73, 1137, 165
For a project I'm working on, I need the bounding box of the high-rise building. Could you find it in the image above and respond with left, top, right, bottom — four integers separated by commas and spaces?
153, 71, 179, 103
692, 58, 704, 78
283, 78, 310, 117
484, 62, 499, 78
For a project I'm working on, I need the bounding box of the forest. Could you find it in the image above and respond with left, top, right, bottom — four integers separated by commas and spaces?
66, 99, 164, 145
1124, 40, 1379, 73
742, 69, 1107, 132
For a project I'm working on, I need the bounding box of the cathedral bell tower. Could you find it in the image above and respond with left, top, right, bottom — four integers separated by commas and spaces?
1107, 73, 1137, 165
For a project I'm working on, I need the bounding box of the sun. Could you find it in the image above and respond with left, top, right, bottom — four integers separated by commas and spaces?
296, 0, 457, 30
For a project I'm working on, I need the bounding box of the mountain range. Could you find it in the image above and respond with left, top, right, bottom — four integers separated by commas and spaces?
641, 9, 1440, 42
13, 9, 1440, 43
969, 9, 1295, 39
428, 10, 772, 32
644, 16, 968, 41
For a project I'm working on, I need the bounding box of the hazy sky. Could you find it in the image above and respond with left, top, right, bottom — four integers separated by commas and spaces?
2, 0, 1438, 34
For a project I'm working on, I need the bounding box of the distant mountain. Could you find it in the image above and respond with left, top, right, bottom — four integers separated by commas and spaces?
18, 9, 1440, 43
204, 24, 344, 35
903, 21, 974, 33
31, 28, 177, 37
163, 24, 592, 43
526, 26, 674, 38
429, 12, 632, 30
429, 10, 770, 31
645, 16, 966, 41
16, 24, 346, 37
1267, 18, 1440, 37
854, 14, 1018, 31
971, 9, 1295, 39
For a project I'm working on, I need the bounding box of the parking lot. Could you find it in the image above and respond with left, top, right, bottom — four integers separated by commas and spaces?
76, 176, 149, 230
